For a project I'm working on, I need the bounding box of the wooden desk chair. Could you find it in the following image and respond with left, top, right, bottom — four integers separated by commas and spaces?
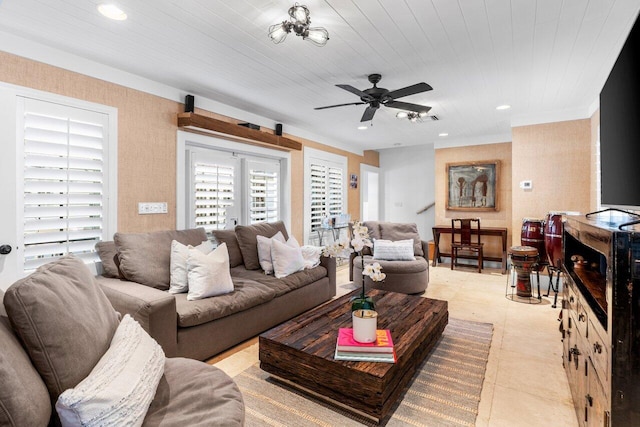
451, 218, 484, 273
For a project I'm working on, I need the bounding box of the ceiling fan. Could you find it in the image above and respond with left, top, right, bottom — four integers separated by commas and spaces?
314, 74, 433, 122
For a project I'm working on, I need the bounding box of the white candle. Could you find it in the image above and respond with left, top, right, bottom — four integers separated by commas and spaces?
352, 309, 378, 343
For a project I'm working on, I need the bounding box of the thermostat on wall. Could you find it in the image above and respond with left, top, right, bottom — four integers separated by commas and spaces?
519, 180, 533, 190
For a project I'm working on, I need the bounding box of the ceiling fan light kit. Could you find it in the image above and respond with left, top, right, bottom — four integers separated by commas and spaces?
268, 3, 329, 47
315, 74, 433, 122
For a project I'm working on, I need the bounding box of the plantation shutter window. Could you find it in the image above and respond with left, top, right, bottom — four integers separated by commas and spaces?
21, 98, 109, 271
327, 166, 344, 217
303, 148, 347, 244
309, 162, 328, 231
190, 154, 238, 233
247, 160, 279, 224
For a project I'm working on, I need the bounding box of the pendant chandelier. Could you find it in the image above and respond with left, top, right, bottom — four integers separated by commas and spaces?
268, 3, 329, 47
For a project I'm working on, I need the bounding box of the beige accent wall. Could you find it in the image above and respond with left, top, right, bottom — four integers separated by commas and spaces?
0, 51, 378, 240
511, 119, 592, 246
434, 142, 512, 260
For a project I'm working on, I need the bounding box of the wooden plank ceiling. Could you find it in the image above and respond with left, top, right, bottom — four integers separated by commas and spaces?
0, 0, 638, 151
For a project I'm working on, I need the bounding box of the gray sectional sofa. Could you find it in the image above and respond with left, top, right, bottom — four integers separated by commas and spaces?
96, 221, 336, 361
0, 256, 244, 427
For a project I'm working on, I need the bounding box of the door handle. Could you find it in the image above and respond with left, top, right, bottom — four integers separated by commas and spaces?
0, 245, 11, 255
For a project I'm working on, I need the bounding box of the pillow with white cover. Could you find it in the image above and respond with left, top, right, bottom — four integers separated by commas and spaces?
187, 243, 234, 301
373, 239, 416, 261
256, 231, 285, 274
55, 314, 165, 427
272, 237, 305, 278
301, 245, 322, 269
169, 239, 214, 294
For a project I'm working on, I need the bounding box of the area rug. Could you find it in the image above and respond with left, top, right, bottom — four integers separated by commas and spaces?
235, 318, 493, 427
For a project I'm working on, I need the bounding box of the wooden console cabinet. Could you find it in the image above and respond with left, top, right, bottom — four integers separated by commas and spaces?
561, 215, 640, 426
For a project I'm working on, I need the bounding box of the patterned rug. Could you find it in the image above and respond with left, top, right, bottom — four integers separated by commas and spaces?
235, 318, 493, 426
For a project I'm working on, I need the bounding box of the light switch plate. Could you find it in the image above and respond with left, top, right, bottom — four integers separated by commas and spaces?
138, 202, 168, 214
519, 180, 533, 190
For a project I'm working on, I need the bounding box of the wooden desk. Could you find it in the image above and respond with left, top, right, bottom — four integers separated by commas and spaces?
432, 225, 508, 274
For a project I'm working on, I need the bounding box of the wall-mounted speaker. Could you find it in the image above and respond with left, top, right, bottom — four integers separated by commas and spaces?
185, 95, 195, 113
275, 123, 283, 136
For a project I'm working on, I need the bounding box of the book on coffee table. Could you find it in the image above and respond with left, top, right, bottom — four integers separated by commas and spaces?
336, 328, 394, 353
334, 348, 397, 363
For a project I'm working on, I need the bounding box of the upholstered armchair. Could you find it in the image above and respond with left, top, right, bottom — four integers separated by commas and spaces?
349, 221, 429, 295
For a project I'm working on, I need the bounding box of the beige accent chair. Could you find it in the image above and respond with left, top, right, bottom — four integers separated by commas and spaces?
349, 221, 429, 295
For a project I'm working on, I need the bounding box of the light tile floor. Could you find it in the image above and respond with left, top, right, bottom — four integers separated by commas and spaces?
211, 264, 579, 426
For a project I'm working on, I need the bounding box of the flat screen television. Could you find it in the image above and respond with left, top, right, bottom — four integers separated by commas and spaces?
600, 14, 640, 212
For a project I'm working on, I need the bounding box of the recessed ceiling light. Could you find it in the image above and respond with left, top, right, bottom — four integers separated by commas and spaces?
496, 104, 511, 110
439, 133, 449, 137
98, 4, 127, 21
357, 125, 367, 130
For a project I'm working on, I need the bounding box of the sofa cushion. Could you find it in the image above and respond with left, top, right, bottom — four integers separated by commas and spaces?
0, 316, 52, 427
379, 222, 424, 257
235, 221, 289, 270
175, 278, 276, 328
373, 239, 416, 261
169, 240, 214, 294
230, 264, 328, 298
114, 228, 208, 290
187, 243, 235, 301
272, 237, 305, 278
211, 229, 244, 268
354, 255, 429, 274
95, 241, 121, 278
55, 314, 165, 427
256, 231, 286, 274
4, 256, 119, 400
144, 358, 244, 427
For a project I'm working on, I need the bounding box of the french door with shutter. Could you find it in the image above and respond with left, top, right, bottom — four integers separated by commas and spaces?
0, 90, 115, 290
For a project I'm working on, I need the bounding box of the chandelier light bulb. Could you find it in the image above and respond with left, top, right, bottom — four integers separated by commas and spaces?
396, 111, 408, 119
268, 23, 290, 44
289, 4, 309, 22
304, 27, 329, 46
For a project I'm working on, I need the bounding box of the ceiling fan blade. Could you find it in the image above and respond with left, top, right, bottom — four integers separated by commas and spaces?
336, 84, 374, 101
386, 82, 433, 100
314, 102, 366, 110
385, 101, 432, 113
361, 106, 377, 122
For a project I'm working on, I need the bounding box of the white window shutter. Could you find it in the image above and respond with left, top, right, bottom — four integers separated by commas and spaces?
310, 162, 328, 231
21, 102, 107, 271
192, 160, 235, 232
247, 160, 279, 224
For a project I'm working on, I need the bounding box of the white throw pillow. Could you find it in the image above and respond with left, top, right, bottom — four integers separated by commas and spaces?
373, 239, 416, 261
272, 237, 305, 278
256, 231, 285, 274
169, 240, 213, 294
186, 243, 234, 300
55, 314, 165, 427
301, 245, 322, 269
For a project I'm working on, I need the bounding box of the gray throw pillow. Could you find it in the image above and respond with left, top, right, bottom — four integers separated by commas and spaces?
0, 316, 52, 427
95, 240, 121, 278
4, 255, 120, 400
212, 229, 244, 268
235, 221, 289, 270
114, 228, 208, 290
379, 222, 424, 257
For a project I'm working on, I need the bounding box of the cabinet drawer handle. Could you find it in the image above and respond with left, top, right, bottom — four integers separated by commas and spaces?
593, 342, 602, 354
570, 296, 575, 303
578, 313, 586, 322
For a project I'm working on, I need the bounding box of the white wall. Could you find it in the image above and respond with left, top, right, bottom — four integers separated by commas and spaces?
379, 144, 436, 241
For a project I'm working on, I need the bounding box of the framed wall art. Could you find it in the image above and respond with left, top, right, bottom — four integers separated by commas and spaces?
446, 160, 499, 211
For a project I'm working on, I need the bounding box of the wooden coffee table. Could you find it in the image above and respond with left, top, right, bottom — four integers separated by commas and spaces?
259, 289, 448, 423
